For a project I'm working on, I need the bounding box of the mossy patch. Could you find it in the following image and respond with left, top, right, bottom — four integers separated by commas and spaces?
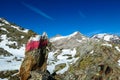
0, 70, 18, 79
79, 56, 93, 70
54, 63, 66, 72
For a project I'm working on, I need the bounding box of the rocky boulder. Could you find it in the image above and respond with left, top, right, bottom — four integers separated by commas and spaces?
19, 33, 55, 80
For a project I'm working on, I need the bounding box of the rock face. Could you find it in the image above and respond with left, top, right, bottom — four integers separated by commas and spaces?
19, 33, 54, 80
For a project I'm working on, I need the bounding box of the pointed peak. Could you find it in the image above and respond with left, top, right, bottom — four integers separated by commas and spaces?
42, 32, 47, 36
50, 31, 86, 42
0, 17, 9, 24
69, 31, 81, 37
42, 32, 48, 39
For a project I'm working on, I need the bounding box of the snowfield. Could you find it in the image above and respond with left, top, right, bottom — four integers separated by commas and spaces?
0, 35, 25, 57
0, 56, 23, 71
92, 33, 120, 41
0, 35, 25, 71
47, 48, 79, 74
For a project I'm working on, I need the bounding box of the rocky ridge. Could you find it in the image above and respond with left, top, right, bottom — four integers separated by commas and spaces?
0, 18, 120, 80
0, 18, 36, 80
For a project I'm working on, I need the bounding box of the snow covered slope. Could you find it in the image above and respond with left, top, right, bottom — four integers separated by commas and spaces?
50, 31, 88, 49
0, 18, 36, 72
92, 33, 120, 43
47, 48, 79, 74
50, 31, 86, 42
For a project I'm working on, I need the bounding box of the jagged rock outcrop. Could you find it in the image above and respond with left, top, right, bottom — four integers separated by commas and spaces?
19, 32, 55, 80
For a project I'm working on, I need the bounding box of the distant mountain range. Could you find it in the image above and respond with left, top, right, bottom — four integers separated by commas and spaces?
0, 18, 120, 80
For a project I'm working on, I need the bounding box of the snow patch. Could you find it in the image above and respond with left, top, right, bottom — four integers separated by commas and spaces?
0, 35, 24, 71
118, 60, 120, 66
50, 36, 66, 42
1, 28, 9, 33
22, 29, 29, 33
0, 78, 8, 80
8, 41, 18, 46
0, 18, 9, 24
104, 35, 111, 41
11, 25, 28, 33
76, 39, 82, 42
0, 56, 23, 71
90, 50, 94, 54
56, 63, 69, 74
102, 43, 112, 47
47, 48, 78, 74
0, 35, 25, 57
94, 34, 106, 39
82, 37, 87, 40
68, 31, 79, 37
21, 36, 24, 39
115, 46, 120, 52
0, 23, 4, 26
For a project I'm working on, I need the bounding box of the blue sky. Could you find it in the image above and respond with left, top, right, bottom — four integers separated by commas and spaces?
0, 0, 120, 37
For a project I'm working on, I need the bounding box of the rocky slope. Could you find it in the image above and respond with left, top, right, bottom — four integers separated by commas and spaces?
48, 33, 120, 80
0, 18, 120, 80
53, 40, 120, 80
0, 18, 36, 80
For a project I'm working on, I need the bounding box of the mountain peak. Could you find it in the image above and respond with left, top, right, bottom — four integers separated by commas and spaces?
50, 31, 81, 42
68, 31, 81, 37
0, 18, 10, 25
50, 31, 87, 48
92, 33, 120, 43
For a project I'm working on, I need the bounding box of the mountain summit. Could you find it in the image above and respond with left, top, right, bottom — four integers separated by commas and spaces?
50, 31, 88, 49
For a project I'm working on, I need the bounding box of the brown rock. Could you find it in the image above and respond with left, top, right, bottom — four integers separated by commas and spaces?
19, 33, 49, 80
